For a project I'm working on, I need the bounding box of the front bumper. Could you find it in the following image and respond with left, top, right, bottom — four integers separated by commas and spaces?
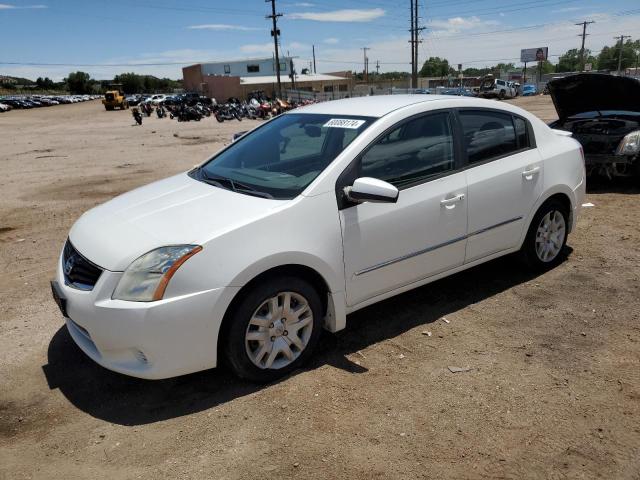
53, 250, 239, 379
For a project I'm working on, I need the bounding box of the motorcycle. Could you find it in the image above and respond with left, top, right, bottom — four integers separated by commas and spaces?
214, 103, 242, 122
156, 105, 166, 118
174, 106, 202, 122
132, 107, 142, 125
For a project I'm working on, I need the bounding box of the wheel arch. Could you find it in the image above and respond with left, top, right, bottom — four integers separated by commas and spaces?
518, 187, 575, 248
217, 256, 347, 360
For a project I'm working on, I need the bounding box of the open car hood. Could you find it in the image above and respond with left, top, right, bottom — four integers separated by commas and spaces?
548, 74, 640, 120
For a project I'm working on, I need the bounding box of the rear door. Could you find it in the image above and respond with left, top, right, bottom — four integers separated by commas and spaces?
459, 109, 543, 262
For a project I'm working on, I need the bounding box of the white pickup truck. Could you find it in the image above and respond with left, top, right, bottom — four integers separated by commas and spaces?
478, 76, 517, 99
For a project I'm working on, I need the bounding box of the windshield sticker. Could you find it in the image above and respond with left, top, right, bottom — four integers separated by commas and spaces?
323, 118, 366, 129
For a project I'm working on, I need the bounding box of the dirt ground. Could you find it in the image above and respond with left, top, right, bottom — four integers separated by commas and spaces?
0, 96, 638, 480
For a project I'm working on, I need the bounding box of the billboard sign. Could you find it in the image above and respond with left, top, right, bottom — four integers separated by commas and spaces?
520, 47, 548, 63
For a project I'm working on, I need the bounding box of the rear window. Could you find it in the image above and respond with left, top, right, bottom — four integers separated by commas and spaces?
460, 110, 518, 164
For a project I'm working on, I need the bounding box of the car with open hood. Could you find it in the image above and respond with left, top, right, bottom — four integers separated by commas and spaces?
548, 74, 640, 179
51, 95, 585, 382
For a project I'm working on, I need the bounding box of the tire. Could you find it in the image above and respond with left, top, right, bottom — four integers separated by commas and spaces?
520, 198, 569, 271
215, 113, 224, 123
498, 90, 506, 100
222, 276, 323, 382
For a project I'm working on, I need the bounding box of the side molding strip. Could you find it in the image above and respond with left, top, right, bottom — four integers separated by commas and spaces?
354, 216, 523, 276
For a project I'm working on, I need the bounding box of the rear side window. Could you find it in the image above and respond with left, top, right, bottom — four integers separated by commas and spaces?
460, 110, 518, 164
514, 116, 529, 148
360, 112, 455, 188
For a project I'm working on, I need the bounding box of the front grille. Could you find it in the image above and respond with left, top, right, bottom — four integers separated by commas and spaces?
62, 240, 103, 290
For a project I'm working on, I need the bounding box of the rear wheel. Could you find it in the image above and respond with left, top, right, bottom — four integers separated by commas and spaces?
223, 276, 323, 382
520, 199, 569, 271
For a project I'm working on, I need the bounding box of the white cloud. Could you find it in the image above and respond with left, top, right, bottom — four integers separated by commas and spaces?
429, 16, 500, 35
0, 3, 47, 9
239, 42, 274, 55
324, 37, 339, 44
292, 2, 315, 6
288, 8, 384, 22
552, 6, 583, 13
187, 24, 259, 31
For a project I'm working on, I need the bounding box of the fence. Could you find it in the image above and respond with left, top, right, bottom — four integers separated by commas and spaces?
283, 89, 363, 102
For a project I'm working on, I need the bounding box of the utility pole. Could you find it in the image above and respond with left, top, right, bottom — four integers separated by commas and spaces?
575, 20, 595, 72
614, 35, 631, 75
361, 47, 369, 83
409, 0, 424, 88
312, 44, 317, 74
410, 0, 415, 87
266, 0, 283, 97
414, 0, 420, 88
376, 60, 380, 75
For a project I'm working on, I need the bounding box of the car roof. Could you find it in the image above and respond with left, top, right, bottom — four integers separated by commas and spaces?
295, 94, 454, 118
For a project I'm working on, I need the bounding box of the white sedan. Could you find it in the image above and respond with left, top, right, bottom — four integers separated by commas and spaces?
51, 95, 585, 381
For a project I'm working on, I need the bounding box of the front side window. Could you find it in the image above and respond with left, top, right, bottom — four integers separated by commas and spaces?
360, 112, 455, 188
194, 114, 374, 199
247, 65, 260, 73
460, 110, 518, 164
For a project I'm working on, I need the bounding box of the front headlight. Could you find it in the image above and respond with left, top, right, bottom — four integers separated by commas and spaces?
616, 130, 640, 156
112, 245, 202, 302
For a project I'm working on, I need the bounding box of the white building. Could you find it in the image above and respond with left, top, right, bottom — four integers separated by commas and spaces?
200, 57, 294, 78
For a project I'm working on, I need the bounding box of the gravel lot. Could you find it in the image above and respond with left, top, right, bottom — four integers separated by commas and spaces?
1, 96, 638, 480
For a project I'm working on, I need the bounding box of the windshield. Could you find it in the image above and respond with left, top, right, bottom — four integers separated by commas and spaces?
194, 113, 375, 199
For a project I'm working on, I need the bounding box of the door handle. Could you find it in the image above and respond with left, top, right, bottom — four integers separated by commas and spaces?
440, 193, 465, 209
522, 166, 540, 180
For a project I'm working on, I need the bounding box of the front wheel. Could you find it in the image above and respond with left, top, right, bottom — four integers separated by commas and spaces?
520, 199, 569, 271
498, 90, 506, 100
222, 277, 323, 382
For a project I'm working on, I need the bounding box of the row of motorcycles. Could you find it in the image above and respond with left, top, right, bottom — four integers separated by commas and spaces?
132, 91, 316, 125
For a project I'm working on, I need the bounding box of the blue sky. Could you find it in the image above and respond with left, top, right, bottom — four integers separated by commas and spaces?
1, 0, 639, 80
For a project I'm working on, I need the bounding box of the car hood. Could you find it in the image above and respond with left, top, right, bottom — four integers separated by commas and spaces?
69, 172, 286, 271
548, 74, 640, 120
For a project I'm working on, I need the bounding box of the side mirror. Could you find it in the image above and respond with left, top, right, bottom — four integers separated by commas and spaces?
344, 177, 399, 204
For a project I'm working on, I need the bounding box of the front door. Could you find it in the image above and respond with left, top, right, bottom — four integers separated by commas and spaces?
339, 111, 468, 307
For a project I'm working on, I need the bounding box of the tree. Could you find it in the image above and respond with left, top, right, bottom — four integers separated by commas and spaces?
113, 72, 144, 94
597, 39, 640, 71
419, 57, 450, 77
65, 71, 92, 94
556, 48, 598, 72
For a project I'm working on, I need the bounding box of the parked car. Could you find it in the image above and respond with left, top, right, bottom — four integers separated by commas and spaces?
521, 84, 538, 96
0, 102, 11, 112
478, 75, 516, 99
51, 95, 585, 381
441, 87, 475, 97
548, 73, 640, 179
125, 95, 142, 106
